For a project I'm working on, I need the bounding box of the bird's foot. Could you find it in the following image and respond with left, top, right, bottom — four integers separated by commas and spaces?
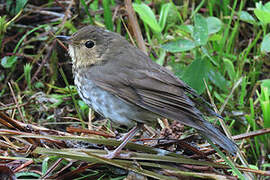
102, 147, 118, 159
102, 125, 141, 159
102, 147, 131, 159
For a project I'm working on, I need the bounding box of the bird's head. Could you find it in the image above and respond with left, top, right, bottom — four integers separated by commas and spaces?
57, 25, 124, 68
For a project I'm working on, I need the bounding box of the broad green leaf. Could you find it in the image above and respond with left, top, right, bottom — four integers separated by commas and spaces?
89, 0, 99, 11
206, 17, 222, 35
1, 56, 17, 68
182, 58, 211, 94
133, 3, 161, 33
208, 69, 229, 92
256, 2, 270, 12
193, 14, 208, 45
254, 9, 270, 24
166, 5, 179, 25
6, 0, 28, 16
177, 24, 193, 34
159, 3, 172, 31
223, 58, 236, 80
254, 2, 270, 24
168, 59, 186, 77
161, 39, 196, 52
239, 11, 256, 24
15, 0, 28, 14
261, 33, 270, 53
265, 2, 270, 11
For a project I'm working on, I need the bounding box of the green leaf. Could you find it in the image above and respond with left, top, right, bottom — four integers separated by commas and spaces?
161, 39, 196, 52
177, 24, 193, 34
159, 3, 171, 31
0, 73, 4, 81
259, 86, 270, 129
133, 3, 161, 33
6, 0, 28, 15
15, 0, 28, 14
261, 33, 270, 53
208, 34, 222, 41
265, 2, 270, 10
80, 0, 94, 24
239, 11, 256, 24
15, 172, 41, 179
256, 2, 270, 12
261, 79, 270, 94
208, 69, 229, 92
214, 91, 225, 104
193, 14, 208, 45
223, 58, 236, 80
182, 58, 210, 94
0, 16, 7, 34
1, 56, 17, 68
254, 9, 270, 24
41, 157, 49, 175
206, 17, 222, 35
168, 59, 186, 77
34, 82, 44, 89
254, 2, 270, 24
102, 0, 113, 31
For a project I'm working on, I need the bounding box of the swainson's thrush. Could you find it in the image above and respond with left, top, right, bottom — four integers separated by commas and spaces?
57, 25, 237, 158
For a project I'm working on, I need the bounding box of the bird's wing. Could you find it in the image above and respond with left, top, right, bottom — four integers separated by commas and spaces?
83, 55, 208, 131
82, 51, 237, 154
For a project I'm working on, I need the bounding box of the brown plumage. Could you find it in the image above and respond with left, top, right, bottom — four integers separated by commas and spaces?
57, 25, 237, 158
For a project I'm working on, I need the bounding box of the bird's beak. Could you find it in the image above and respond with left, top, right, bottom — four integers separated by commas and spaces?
56, 35, 71, 44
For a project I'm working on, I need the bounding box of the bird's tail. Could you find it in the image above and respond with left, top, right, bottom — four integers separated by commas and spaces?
198, 121, 237, 155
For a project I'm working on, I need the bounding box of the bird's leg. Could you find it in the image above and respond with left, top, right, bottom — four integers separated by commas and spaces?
103, 124, 142, 159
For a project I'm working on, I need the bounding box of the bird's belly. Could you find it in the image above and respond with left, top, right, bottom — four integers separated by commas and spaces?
74, 75, 155, 127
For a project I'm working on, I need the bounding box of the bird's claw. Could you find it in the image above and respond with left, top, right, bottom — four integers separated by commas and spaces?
102, 147, 131, 159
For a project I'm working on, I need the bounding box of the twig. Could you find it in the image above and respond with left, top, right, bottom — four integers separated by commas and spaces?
204, 79, 253, 179
0, 112, 25, 131
233, 128, 270, 140
58, 0, 73, 28
220, 77, 243, 113
8, 82, 25, 123
66, 127, 115, 138
41, 158, 63, 179
124, 0, 147, 54
31, 41, 55, 83
120, 16, 136, 46
14, 160, 34, 173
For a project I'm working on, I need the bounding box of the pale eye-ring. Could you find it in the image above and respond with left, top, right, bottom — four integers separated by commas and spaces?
84, 40, 95, 48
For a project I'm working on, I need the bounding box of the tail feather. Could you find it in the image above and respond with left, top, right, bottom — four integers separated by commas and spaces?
198, 121, 237, 155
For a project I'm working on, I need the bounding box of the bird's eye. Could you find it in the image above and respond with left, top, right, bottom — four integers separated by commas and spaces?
84, 40, 95, 48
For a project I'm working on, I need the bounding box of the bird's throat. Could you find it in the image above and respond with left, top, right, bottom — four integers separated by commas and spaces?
68, 45, 102, 68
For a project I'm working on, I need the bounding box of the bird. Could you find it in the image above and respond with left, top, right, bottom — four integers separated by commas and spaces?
57, 25, 238, 159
